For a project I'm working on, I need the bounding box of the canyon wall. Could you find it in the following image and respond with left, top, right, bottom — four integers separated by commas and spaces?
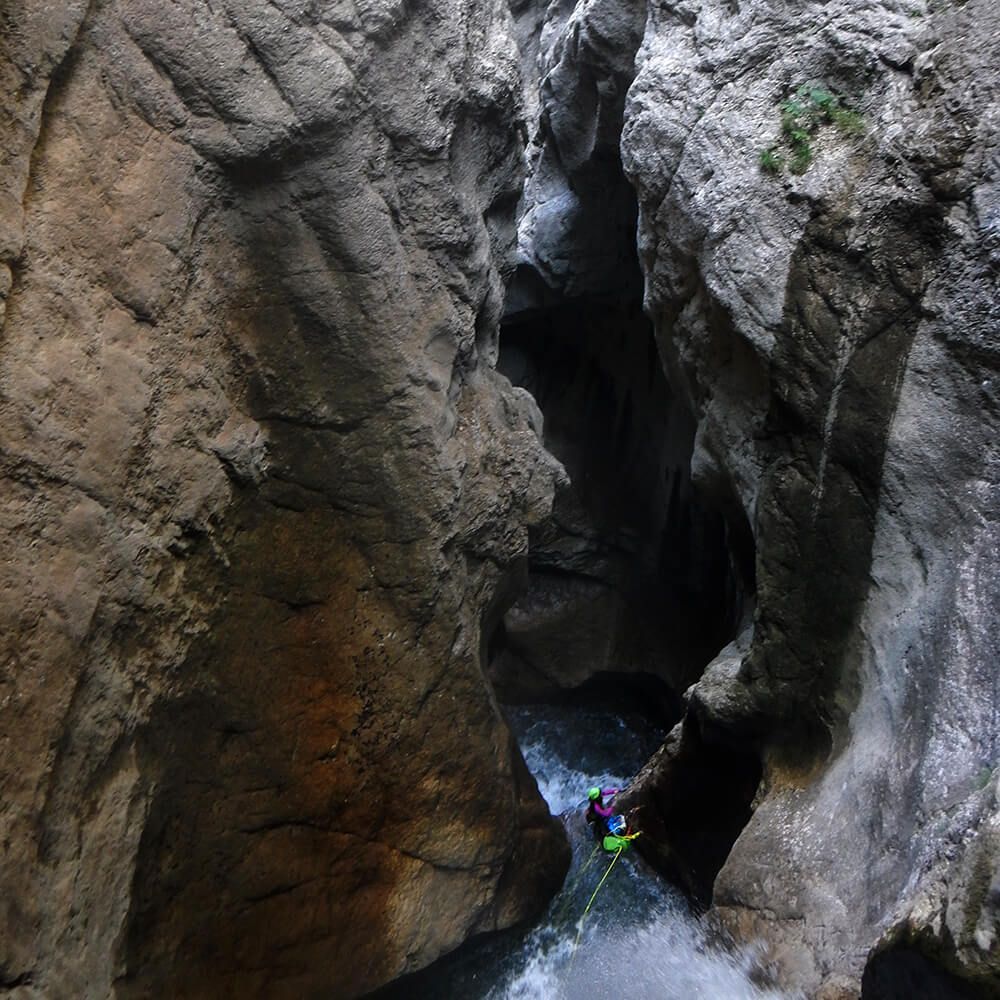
494, 0, 746, 705
0, 3, 569, 997
613, 0, 1000, 996
499, 0, 999, 995
3, 0, 999, 997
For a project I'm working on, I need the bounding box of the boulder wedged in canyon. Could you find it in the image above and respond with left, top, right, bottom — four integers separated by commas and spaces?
0, 3, 570, 997
617, 0, 1000, 995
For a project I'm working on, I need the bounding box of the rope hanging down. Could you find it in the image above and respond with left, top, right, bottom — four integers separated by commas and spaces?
570, 829, 641, 959
554, 842, 604, 924
572, 846, 623, 956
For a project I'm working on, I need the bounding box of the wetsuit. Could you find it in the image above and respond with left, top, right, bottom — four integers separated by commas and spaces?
585, 787, 619, 827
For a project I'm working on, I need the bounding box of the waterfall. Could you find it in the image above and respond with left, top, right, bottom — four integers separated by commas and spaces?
377, 702, 793, 999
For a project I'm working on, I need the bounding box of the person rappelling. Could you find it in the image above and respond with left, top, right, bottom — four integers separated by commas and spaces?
585, 786, 641, 852
585, 785, 619, 830
571, 791, 643, 960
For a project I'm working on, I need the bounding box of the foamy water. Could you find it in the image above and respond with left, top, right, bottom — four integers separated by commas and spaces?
377, 702, 789, 999
512, 707, 634, 815
488, 869, 787, 1000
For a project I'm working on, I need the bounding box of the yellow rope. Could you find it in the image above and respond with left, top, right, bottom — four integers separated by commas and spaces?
571, 846, 623, 956
582, 847, 623, 921
554, 841, 603, 922
580, 841, 602, 875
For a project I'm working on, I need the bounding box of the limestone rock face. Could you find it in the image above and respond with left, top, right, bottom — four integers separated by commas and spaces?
0, 3, 569, 997
620, 0, 1000, 994
492, 0, 745, 702
508, 0, 647, 305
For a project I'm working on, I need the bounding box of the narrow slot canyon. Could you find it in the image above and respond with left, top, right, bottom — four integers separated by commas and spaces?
486, 0, 768, 917
4, 2, 998, 998
492, 286, 746, 706
372, 151, 775, 997
369, 147, 782, 996
490, 270, 765, 892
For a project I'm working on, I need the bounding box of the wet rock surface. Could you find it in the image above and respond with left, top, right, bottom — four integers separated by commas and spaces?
4, 0, 1000, 997
617, 0, 1000, 995
0, 3, 569, 997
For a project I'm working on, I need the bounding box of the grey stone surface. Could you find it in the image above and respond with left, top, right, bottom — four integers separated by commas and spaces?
619, 0, 1000, 994
4, 0, 999, 996
0, 2, 570, 997
508, 0, 647, 305
493, 0, 745, 703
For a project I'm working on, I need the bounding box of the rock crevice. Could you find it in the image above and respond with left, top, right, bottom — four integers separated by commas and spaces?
492, 0, 748, 709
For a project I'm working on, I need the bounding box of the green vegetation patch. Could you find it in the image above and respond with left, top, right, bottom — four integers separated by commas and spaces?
759, 147, 784, 174
974, 762, 997, 790
761, 84, 865, 177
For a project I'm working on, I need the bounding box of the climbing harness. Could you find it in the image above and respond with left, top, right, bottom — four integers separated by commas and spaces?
606, 814, 628, 837
602, 813, 640, 851
602, 830, 640, 852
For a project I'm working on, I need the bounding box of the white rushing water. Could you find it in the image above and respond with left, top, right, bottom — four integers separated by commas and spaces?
379, 702, 788, 1000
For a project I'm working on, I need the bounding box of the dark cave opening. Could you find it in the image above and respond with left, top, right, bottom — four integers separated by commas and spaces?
487, 248, 764, 906
491, 281, 748, 713
861, 945, 991, 1000
626, 714, 763, 905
